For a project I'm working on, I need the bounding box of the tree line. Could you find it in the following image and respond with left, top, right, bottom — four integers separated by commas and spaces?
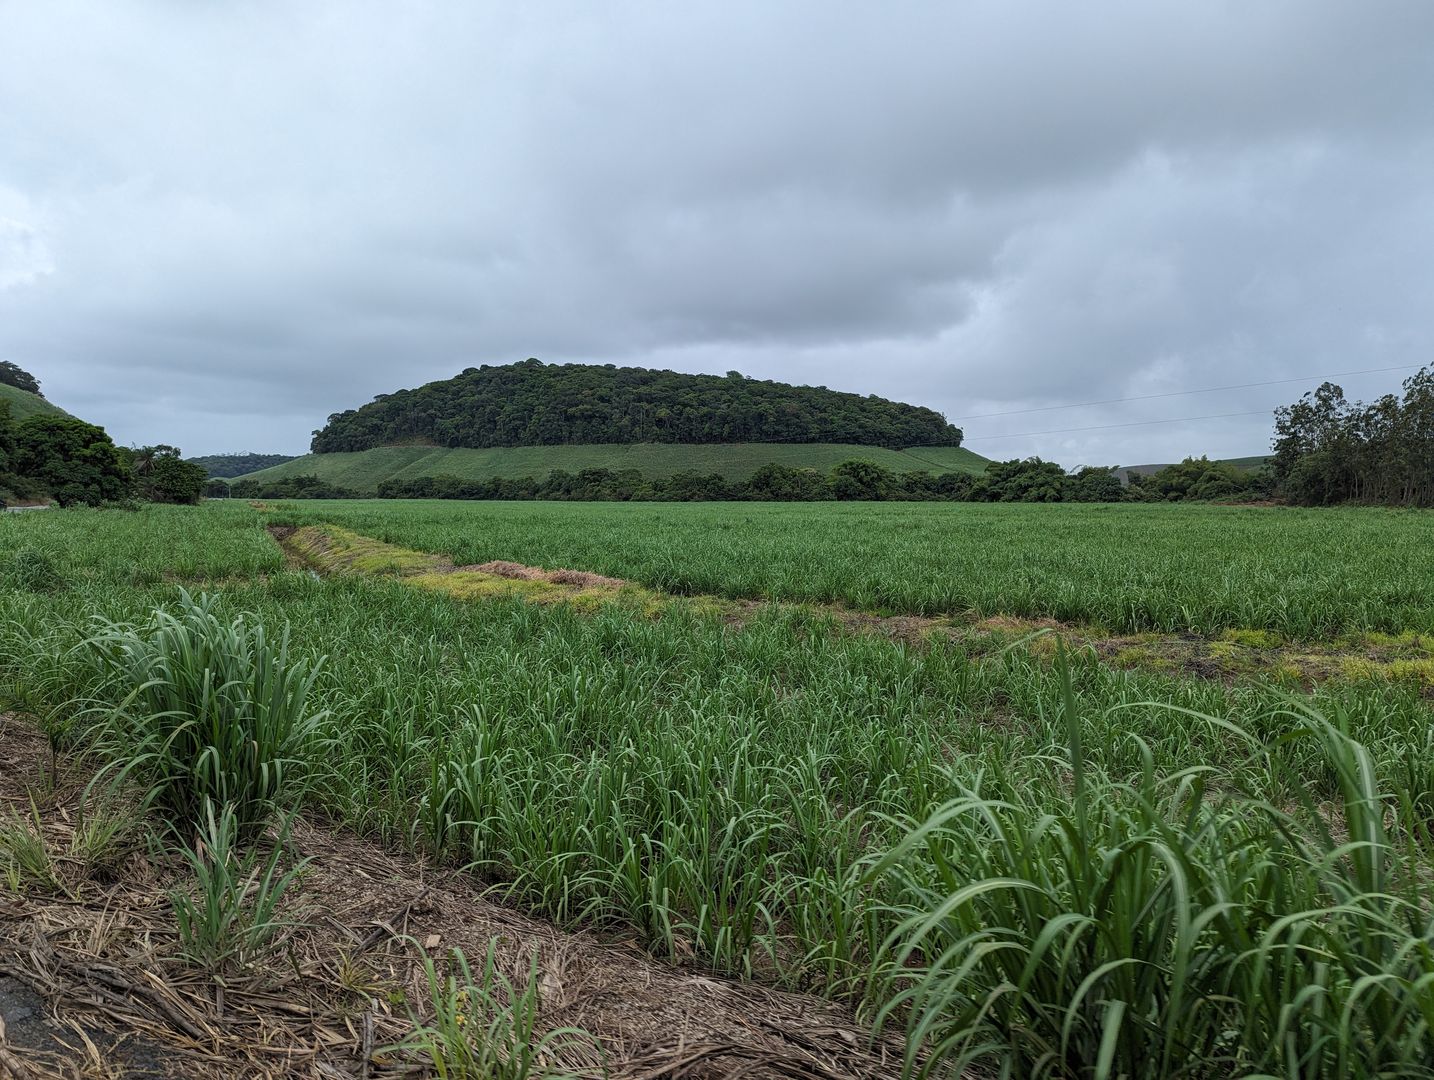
310, 359, 964, 453
226, 455, 1269, 505
1271, 366, 1433, 506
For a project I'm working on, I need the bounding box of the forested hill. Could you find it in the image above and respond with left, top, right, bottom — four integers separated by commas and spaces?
186, 453, 298, 478
310, 360, 963, 453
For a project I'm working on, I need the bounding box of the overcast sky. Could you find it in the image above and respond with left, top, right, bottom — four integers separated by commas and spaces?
2, 2, 1431, 465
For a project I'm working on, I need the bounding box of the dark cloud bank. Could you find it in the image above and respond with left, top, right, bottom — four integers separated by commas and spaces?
2, 1, 1431, 464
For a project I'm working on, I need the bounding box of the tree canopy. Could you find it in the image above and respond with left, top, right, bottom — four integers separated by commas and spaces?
1270, 367, 1434, 506
310, 360, 964, 453
12, 415, 131, 507
121, 445, 209, 504
186, 452, 298, 478
0, 361, 42, 398
1131, 456, 1265, 502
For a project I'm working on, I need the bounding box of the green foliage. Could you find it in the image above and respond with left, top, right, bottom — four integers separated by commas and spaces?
0, 801, 61, 893
80, 591, 326, 832
1136, 455, 1263, 501
1064, 464, 1126, 502
230, 474, 360, 500
970, 456, 1068, 502
364, 458, 1124, 504
13, 414, 132, 507
656, 469, 734, 500
171, 801, 308, 972
1272, 367, 1434, 506
0, 361, 42, 397
311, 359, 964, 452
0, 399, 18, 499
123, 444, 209, 504
864, 658, 1434, 1078
0, 546, 65, 592
0, 397, 45, 504
745, 462, 832, 500
396, 943, 591, 1079
68, 795, 138, 874
830, 459, 898, 499
186, 452, 298, 478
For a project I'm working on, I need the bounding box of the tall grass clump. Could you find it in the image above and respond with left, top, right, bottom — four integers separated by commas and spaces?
395, 942, 594, 1079
81, 590, 325, 832
172, 801, 309, 972
863, 652, 1434, 1079
0, 545, 65, 592
0, 800, 62, 894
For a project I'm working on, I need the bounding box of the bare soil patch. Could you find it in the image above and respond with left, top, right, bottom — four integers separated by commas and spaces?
460, 561, 628, 590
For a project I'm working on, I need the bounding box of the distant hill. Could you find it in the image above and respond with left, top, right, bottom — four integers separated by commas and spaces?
233, 443, 991, 494
1215, 455, 1274, 471
311, 360, 964, 453
0, 383, 72, 423
187, 452, 298, 478
1114, 455, 1271, 484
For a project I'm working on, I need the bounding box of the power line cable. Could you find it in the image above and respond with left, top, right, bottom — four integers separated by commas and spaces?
949, 363, 1421, 421
965, 408, 1272, 441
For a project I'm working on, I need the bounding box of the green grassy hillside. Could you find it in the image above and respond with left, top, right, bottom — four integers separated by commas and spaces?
1219, 455, 1275, 471
233, 442, 991, 493
0, 383, 71, 423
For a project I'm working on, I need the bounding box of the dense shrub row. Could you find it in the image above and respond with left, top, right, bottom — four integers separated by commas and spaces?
227, 456, 1269, 504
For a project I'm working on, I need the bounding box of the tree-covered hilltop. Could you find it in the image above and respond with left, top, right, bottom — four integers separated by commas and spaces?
0, 361, 44, 398
310, 360, 964, 452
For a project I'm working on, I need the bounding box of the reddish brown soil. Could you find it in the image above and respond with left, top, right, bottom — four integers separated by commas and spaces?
458, 560, 628, 590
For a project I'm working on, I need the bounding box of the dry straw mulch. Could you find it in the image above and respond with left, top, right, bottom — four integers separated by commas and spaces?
0, 716, 898, 1080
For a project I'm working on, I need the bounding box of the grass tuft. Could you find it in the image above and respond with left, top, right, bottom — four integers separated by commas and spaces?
171, 800, 309, 973
393, 942, 593, 1079
80, 590, 326, 833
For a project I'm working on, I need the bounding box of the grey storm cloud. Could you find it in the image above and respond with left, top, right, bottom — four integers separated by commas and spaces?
0, 0, 1431, 463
